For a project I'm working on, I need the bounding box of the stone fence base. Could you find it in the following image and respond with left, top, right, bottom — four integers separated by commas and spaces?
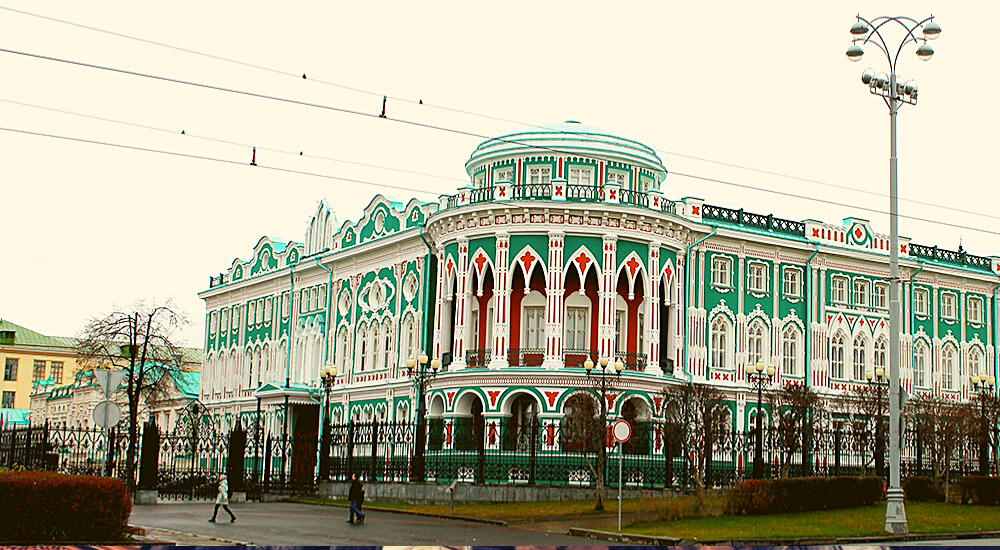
317, 481, 679, 504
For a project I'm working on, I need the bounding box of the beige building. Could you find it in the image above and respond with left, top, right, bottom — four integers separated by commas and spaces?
1, 319, 78, 411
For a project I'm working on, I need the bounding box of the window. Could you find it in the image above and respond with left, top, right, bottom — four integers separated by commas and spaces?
210, 311, 217, 335
614, 311, 626, 353
232, 306, 240, 330
782, 326, 799, 375
358, 323, 367, 371
33, 360, 46, 383
874, 283, 888, 309
221, 308, 229, 332
383, 321, 393, 370
606, 170, 627, 186
914, 288, 928, 316
853, 279, 869, 307
712, 256, 732, 288
748, 263, 767, 293
524, 307, 545, 348
249, 302, 257, 325
747, 321, 765, 367
527, 166, 551, 185
831, 332, 846, 379
942, 345, 956, 390
710, 317, 730, 370
400, 317, 416, 362
494, 167, 513, 184
969, 297, 983, 324
3, 358, 17, 381
337, 329, 351, 370
941, 292, 957, 320
257, 299, 264, 324
282, 293, 290, 318
640, 176, 653, 193
970, 348, 984, 378
782, 268, 800, 297
264, 297, 272, 322
874, 337, 887, 374
51, 361, 63, 385
568, 167, 593, 186
564, 307, 588, 349
1, 391, 13, 409
913, 342, 928, 387
474, 174, 484, 187
300, 289, 307, 313
853, 335, 868, 381
367, 324, 377, 370
832, 276, 847, 303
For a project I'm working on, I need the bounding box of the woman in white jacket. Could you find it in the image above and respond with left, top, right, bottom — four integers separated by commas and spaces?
209, 474, 237, 522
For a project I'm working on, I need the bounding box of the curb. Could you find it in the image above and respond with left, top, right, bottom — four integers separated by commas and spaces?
285, 498, 509, 526
569, 527, 1000, 546
134, 524, 255, 546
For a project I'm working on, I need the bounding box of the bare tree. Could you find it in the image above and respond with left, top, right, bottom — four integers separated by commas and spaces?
76, 300, 187, 490
562, 392, 608, 510
841, 384, 888, 476
768, 383, 822, 478
907, 395, 974, 499
663, 382, 727, 503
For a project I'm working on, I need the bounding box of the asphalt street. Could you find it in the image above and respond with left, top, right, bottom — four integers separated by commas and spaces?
130, 501, 597, 546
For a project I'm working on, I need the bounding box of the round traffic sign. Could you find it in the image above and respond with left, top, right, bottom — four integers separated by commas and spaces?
612, 419, 632, 443
93, 401, 121, 429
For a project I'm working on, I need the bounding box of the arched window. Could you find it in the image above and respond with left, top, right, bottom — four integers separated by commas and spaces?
614, 294, 627, 354
357, 323, 368, 371
913, 341, 928, 387
782, 326, 799, 375
261, 344, 270, 383
337, 329, 350, 370
831, 331, 846, 379
367, 323, 378, 370
970, 347, 984, 379
942, 344, 957, 390
564, 292, 591, 351
400, 316, 415, 362
522, 291, 546, 349
874, 336, 887, 374
710, 316, 730, 370
383, 320, 393, 370
747, 321, 766, 367
853, 334, 868, 381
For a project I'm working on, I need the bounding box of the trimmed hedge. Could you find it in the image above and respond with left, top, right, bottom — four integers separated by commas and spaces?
0, 471, 131, 542
902, 476, 946, 502
725, 476, 883, 515
959, 476, 1000, 505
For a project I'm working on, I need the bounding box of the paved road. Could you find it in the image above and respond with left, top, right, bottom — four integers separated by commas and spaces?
130, 502, 597, 546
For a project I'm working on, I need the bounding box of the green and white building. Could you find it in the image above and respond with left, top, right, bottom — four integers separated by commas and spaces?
199, 121, 1000, 445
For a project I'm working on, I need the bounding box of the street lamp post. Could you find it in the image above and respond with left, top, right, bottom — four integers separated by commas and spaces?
407, 352, 439, 482
846, 14, 941, 535
318, 365, 337, 481
584, 356, 624, 511
866, 367, 889, 478
970, 373, 996, 476
748, 362, 775, 479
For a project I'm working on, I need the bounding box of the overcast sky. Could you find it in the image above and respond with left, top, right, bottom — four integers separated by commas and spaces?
1, 1, 996, 348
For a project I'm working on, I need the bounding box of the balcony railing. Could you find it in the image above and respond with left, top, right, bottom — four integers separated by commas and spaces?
444, 184, 679, 215
908, 243, 993, 272
507, 348, 544, 367
465, 349, 491, 368
702, 204, 806, 238
615, 351, 647, 372
563, 349, 598, 369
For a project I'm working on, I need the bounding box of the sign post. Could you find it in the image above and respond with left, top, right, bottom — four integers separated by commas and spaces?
93, 369, 126, 477
612, 419, 632, 532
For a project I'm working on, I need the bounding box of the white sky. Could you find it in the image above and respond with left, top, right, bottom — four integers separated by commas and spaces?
1, 1, 997, 348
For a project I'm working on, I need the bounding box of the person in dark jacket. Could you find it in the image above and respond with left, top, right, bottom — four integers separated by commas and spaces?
347, 473, 366, 524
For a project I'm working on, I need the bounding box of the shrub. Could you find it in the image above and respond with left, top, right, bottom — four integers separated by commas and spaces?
0, 471, 131, 542
903, 476, 945, 502
725, 476, 883, 515
958, 476, 1000, 505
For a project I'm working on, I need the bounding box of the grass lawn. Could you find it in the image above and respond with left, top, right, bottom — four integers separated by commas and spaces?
291, 496, 663, 520
627, 502, 1000, 540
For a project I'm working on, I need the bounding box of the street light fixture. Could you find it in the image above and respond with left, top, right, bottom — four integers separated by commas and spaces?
748, 361, 775, 479
970, 373, 996, 476
847, 14, 940, 535
584, 356, 623, 510
407, 352, 439, 482
866, 367, 889, 478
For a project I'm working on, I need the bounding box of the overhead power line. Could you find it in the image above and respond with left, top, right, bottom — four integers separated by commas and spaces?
4, 122, 1000, 240
0, 97, 468, 183
2, 3, 992, 223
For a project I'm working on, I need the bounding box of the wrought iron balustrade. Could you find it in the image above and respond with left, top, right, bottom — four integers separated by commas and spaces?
565, 184, 599, 202
702, 204, 805, 237
507, 348, 544, 367
563, 348, 598, 368
465, 349, 491, 368
619, 189, 650, 207
513, 183, 553, 200
615, 351, 647, 371
908, 243, 993, 272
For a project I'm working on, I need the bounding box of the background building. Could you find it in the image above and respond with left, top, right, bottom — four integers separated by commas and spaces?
198, 122, 1000, 445
1, 319, 78, 411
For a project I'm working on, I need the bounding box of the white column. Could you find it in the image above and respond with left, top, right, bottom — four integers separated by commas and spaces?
543, 232, 565, 369
645, 246, 663, 375
490, 234, 511, 369
451, 239, 470, 370
598, 236, 618, 361
432, 252, 446, 361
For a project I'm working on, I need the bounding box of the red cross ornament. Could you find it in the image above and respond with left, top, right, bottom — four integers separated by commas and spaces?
575, 252, 591, 273
626, 256, 640, 278
474, 253, 488, 274
520, 250, 536, 271
691, 205, 700, 215
555, 185, 564, 197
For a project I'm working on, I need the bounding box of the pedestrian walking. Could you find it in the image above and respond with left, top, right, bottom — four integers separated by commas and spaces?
347, 473, 366, 524
209, 474, 237, 523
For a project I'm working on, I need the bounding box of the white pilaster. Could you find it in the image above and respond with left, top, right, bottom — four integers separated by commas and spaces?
543, 232, 565, 369
490, 234, 511, 369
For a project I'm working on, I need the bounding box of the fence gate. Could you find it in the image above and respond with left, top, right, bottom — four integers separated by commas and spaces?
157, 403, 228, 500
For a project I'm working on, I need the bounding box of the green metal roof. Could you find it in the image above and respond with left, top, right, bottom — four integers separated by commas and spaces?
0, 408, 30, 426
0, 319, 75, 349
168, 369, 201, 399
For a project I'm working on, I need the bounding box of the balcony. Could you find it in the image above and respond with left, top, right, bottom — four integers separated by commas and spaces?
465, 349, 491, 368
908, 243, 993, 273
444, 183, 678, 215
615, 351, 647, 372
563, 348, 598, 369
507, 348, 544, 367
701, 204, 805, 238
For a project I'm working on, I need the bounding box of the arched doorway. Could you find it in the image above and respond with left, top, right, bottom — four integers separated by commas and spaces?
503, 393, 539, 451
620, 397, 651, 455
562, 393, 600, 454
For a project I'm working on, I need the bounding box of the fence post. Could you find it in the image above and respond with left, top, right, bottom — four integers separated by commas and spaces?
263, 437, 272, 494
136, 421, 160, 504
476, 419, 485, 484
370, 418, 380, 482
704, 424, 714, 488
319, 419, 331, 482
915, 428, 923, 477
228, 424, 247, 501
834, 423, 842, 477
346, 422, 355, 481
664, 424, 673, 488
528, 419, 537, 485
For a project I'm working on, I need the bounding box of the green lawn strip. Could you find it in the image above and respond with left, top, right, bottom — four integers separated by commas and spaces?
291, 496, 663, 520
627, 502, 1000, 540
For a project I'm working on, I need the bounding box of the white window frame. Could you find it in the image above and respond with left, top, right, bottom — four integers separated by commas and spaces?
493, 166, 513, 184
526, 165, 552, 185
613, 295, 627, 354
748, 262, 768, 294
782, 326, 800, 376
832, 276, 848, 304
874, 336, 887, 373
942, 345, 957, 390
969, 347, 984, 378
710, 316, 731, 370
941, 291, 957, 320
564, 292, 591, 350
711, 256, 732, 289
521, 291, 546, 349
874, 283, 888, 309
568, 166, 593, 186
782, 267, 801, 298
831, 331, 846, 379
220, 309, 228, 333
606, 170, 627, 186
852, 335, 868, 381
968, 296, 983, 324
914, 288, 928, 316
853, 279, 870, 308
747, 321, 766, 367
913, 341, 928, 388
